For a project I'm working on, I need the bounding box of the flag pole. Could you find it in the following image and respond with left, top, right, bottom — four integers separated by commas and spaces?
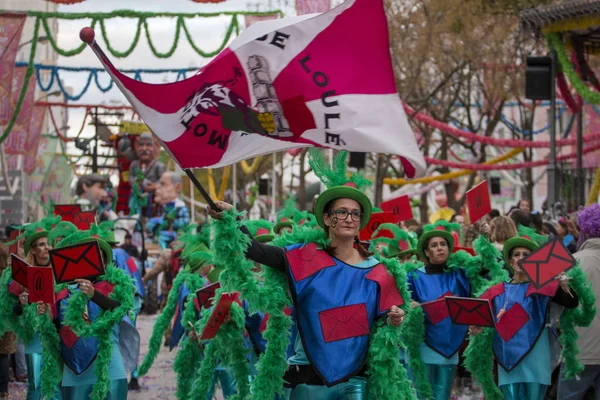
184, 169, 220, 211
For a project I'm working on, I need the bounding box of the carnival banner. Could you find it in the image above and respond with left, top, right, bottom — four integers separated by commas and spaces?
23, 106, 46, 174
0, 13, 26, 125
4, 67, 37, 155
25, 136, 72, 205
296, 0, 331, 15
86, 0, 426, 178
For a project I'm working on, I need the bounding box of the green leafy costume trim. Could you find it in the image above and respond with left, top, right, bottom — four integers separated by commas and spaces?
61, 264, 134, 400
38, 311, 64, 399
0, 268, 37, 342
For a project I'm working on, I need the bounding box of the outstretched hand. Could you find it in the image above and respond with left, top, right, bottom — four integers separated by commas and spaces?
206, 201, 232, 220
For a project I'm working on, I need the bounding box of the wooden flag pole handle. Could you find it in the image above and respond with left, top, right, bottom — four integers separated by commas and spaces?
184, 169, 221, 211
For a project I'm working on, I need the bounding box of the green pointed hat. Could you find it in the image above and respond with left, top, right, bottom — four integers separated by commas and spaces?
308, 149, 372, 230
372, 223, 417, 259
19, 215, 61, 255
503, 234, 539, 272
417, 220, 461, 261
244, 219, 275, 243
274, 197, 298, 233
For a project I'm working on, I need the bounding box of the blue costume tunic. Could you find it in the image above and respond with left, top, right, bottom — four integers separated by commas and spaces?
407, 266, 470, 363
284, 243, 404, 386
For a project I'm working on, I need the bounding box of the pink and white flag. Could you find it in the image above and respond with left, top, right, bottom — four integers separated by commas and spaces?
23, 106, 46, 174
83, 0, 426, 178
0, 13, 26, 125
296, 0, 331, 15
4, 67, 37, 155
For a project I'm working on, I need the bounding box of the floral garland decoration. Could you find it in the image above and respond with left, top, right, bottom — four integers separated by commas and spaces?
62, 265, 134, 400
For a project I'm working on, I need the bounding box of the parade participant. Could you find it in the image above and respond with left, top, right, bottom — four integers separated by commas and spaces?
370, 223, 417, 263
273, 198, 298, 235
147, 172, 190, 249
490, 216, 518, 254
36, 231, 135, 400
0, 217, 61, 400
205, 149, 411, 400
466, 234, 595, 400
128, 132, 166, 196
0, 244, 15, 400
556, 217, 579, 254
402, 220, 506, 400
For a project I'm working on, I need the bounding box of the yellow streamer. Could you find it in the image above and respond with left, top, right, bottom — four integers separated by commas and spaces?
586, 167, 600, 205
208, 166, 231, 200
384, 148, 524, 186
240, 156, 263, 174
541, 15, 600, 34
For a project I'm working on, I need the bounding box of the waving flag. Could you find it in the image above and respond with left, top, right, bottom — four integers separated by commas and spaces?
82, 0, 426, 178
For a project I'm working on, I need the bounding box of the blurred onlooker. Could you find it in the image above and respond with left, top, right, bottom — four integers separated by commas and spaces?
487, 209, 501, 222
120, 233, 140, 259
490, 216, 518, 253
556, 217, 579, 254
450, 214, 466, 232
517, 198, 531, 213
530, 212, 544, 235
542, 222, 558, 238
509, 209, 532, 230
558, 204, 600, 399
0, 243, 15, 400
403, 219, 420, 233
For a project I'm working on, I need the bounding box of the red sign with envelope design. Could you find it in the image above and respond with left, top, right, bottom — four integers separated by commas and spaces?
359, 212, 396, 241
319, 303, 370, 343
381, 195, 413, 223
466, 180, 491, 224
53, 204, 82, 220
422, 291, 453, 325
518, 239, 577, 289
27, 267, 55, 305
196, 282, 221, 309
49, 242, 105, 284
199, 292, 240, 340
10, 254, 29, 288
445, 297, 494, 327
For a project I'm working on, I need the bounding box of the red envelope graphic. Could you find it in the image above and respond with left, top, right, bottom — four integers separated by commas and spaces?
8, 230, 21, 258
319, 303, 370, 343
199, 292, 240, 340
28, 267, 55, 305
381, 195, 413, 223
466, 180, 491, 224
287, 243, 336, 281
53, 204, 82, 221
72, 211, 97, 230
422, 291, 453, 325
359, 212, 396, 241
49, 242, 105, 284
366, 264, 404, 312
196, 282, 221, 309
495, 302, 530, 342
519, 239, 577, 289
446, 297, 494, 327
59, 325, 80, 349
10, 254, 29, 288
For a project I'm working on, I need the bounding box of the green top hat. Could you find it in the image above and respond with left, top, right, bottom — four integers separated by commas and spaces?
207, 266, 223, 284
244, 219, 275, 243
47, 221, 79, 248
502, 235, 539, 272
273, 197, 298, 233
308, 149, 372, 230
417, 220, 461, 262
372, 223, 417, 259
297, 210, 317, 228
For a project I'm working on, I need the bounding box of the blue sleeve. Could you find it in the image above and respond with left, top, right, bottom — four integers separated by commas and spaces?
174, 207, 191, 230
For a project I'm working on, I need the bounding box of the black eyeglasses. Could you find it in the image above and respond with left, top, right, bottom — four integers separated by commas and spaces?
329, 209, 363, 222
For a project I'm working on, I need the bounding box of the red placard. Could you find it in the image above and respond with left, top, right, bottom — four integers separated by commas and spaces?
27, 267, 55, 305
8, 229, 21, 257
53, 204, 82, 221
454, 246, 475, 256
73, 211, 97, 230
199, 292, 240, 340
359, 212, 396, 241
381, 195, 413, 223
518, 239, 577, 289
445, 296, 494, 327
10, 254, 29, 288
49, 241, 105, 284
466, 181, 491, 224
196, 282, 221, 309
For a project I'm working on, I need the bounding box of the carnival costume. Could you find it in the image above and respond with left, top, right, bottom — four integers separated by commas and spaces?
401, 221, 507, 400
0, 216, 67, 400
193, 149, 414, 400
35, 229, 135, 400
465, 232, 596, 400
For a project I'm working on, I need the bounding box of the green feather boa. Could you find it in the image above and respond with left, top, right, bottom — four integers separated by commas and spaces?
172, 273, 206, 400
0, 268, 37, 342
211, 209, 415, 399
37, 312, 63, 399
138, 269, 190, 376
62, 265, 134, 400
464, 327, 502, 400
